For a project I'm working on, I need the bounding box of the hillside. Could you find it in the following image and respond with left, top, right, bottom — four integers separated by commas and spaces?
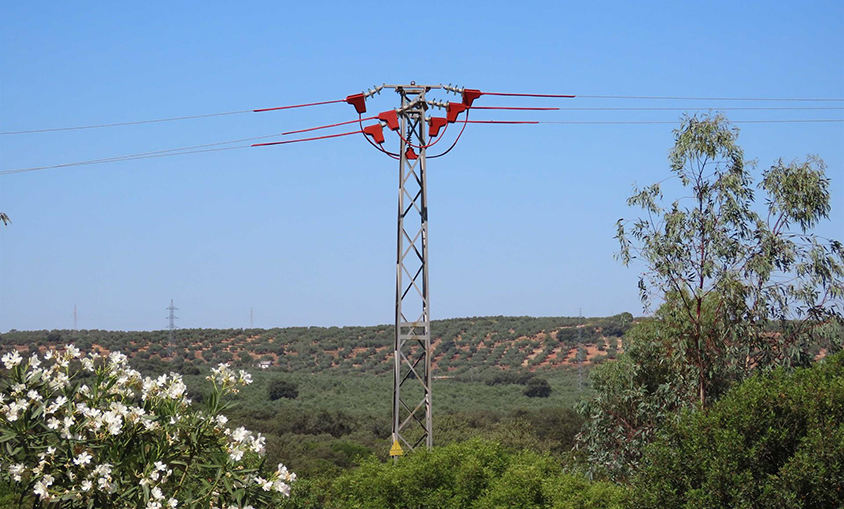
0, 313, 633, 376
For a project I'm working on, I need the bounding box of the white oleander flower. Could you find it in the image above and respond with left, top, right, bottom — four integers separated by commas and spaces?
73, 451, 92, 467
65, 344, 81, 358
81, 357, 95, 372
9, 463, 25, 482
2, 350, 22, 369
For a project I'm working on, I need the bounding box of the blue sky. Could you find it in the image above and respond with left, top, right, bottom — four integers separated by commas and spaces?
1, 1, 842, 331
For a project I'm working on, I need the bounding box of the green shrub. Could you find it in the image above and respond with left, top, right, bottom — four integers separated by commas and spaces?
632, 352, 844, 508
268, 378, 299, 400
524, 378, 552, 398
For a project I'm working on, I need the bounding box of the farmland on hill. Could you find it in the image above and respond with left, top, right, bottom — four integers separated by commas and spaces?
0, 314, 631, 480
0, 313, 634, 376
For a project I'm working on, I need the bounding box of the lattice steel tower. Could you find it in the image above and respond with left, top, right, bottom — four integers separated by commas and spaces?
256, 81, 575, 458
391, 84, 433, 454
577, 308, 585, 392
166, 299, 179, 357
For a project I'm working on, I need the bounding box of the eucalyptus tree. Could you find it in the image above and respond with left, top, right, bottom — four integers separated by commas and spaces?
616, 113, 843, 408
578, 114, 843, 480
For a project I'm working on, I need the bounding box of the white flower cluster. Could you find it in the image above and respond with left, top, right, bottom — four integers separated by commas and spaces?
0, 345, 294, 508
207, 363, 252, 394
224, 426, 266, 462
254, 463, 297, 497
1, 350, 23, 370
139, 461, 178, 509
142, 372, 189, 403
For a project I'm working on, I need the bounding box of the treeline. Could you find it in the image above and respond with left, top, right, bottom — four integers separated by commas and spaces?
0, 313, 633, 375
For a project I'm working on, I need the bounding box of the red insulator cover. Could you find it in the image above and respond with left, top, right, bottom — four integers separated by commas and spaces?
378, 110, 400, 131
428, 117, 447, 138
345, 93, 367, 114
462, 89, 482, 107
446, 102, 468, 123
363, 124, 385, 144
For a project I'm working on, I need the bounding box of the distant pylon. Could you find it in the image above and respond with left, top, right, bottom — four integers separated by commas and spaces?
577, 308, 584, 392
250, 307, 254, 328
73, 304, 78, 332
166, 299, 179, 358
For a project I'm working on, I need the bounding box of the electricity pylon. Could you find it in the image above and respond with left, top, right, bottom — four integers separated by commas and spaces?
390, 84, 433, 456
166, 299, 179, 357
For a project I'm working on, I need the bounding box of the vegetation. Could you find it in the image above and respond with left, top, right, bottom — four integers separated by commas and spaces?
632, 352, 844, 508
580, 113, 844, 480
284, 439, 627, 509
616, 114, 842, 408
523, 377, 552, 398
0, 314, 633, 378
0, 347, 294, 508
2, 114, 842, 507
267, 378, 298, 401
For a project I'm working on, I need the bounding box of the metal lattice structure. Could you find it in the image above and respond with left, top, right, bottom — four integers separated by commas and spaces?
254, 81, 563, 457
166, 299, 179, 357
392, 85, 433, 454
257, 81, 567, 457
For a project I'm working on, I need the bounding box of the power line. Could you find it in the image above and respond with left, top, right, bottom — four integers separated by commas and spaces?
0, 146, 249, 176
1, 97, 349, 136
252, 130, 362, 147
575, 95, 844, 102
5, 94, 843, 136
0, 129, 304, 176
474, 119, 844, 125
3, 118, 841, 176
253, 98, 346, 113
0, 110, 252, 135
553, 106, 844, 111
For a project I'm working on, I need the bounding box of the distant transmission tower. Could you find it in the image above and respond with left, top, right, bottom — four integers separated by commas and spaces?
166, 299, 179, 358
250, 307, 254, 328
73, 304, 78, 332
577, 309, 584, 392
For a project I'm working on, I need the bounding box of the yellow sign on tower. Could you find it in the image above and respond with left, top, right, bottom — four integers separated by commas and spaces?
389, 440, 404, 457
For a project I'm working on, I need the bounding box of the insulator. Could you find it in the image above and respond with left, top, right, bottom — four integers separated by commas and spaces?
428, 99, 448, 110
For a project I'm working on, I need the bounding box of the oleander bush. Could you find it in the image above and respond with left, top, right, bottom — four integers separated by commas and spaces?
0, 347, 295, 509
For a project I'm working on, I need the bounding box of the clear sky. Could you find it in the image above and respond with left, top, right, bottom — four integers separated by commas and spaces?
1, 1, 842, 332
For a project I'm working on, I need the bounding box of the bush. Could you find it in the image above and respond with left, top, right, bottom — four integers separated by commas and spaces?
523, 378, 552, 398
0, 347, 295, 508
268, 378, 299, 401
632, 352, 844, 508
323, 439, 626, 509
